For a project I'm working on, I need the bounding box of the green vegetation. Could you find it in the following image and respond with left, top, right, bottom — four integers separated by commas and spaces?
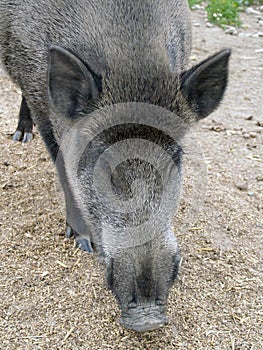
206, 0, 241, 27
189, 0, 263, 28
188, 0, 203, 8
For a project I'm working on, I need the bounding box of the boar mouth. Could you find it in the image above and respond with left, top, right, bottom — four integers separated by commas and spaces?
118, 305, 168, 332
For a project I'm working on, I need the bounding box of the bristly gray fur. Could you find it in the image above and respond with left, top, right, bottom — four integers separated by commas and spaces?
0, 0, 192, 129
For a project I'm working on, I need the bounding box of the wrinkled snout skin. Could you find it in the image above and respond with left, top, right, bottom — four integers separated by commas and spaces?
119, 304, 168, 332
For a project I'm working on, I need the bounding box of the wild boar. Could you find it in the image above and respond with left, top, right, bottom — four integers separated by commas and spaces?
0, 0, 230, 331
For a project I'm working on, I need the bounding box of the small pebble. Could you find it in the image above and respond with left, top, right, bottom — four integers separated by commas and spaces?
206, 22, 213, 28
245, 115, 253, 120
236, 182, 248, 191
238, 33, 252, 38
246, 7, 261, 15
248, 191, 254, 197
210, 125, 226, 132
246, 144, 257, 150
256, 121, 263, 127
243, 133, 250, 139
226, 130, 237, 136
225, 27, 238, 35
241, 24, 250, 29
256, 176, 263, 182
41, 271, 49, 278
249, 132, 257, 138
2, 183, 13, 189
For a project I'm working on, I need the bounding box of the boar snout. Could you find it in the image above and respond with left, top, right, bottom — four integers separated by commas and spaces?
119, 303, 168, 332
106, 237, 181, 332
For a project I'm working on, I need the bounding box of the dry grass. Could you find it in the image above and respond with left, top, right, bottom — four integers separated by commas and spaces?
1, 10, 263, 350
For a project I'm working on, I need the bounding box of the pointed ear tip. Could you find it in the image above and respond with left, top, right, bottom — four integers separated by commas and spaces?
48, 45, 62, 60
210, 49, 231, 68
220, 48, 232, 60
48, 44, 69, 57
49, 44, 59, 53
224, 48, 231, 56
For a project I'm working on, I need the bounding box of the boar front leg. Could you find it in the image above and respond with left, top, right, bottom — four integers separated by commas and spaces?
56, 154, 94, 253
13, 96, 34, 143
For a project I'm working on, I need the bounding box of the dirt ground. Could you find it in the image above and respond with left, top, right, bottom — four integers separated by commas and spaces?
0, 7, 262, 350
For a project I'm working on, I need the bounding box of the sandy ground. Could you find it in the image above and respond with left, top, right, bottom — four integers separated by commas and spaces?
0, 7, 262, 350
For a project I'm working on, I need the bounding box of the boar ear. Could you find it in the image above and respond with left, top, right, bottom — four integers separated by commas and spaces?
181, 49, 231, 120
48, 45, 100, 118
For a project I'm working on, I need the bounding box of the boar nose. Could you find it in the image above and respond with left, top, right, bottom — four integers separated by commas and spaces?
127, 318, 168, 332
119, 304, 168, 332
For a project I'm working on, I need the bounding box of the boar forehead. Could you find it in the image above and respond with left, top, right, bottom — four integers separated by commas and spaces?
76, 123, 183, 246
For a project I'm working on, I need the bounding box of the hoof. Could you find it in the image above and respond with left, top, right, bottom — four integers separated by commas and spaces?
13, 130, 23, 142
66, 225, 94, 253
75, 236, 94, 253
65, 225, 74, 239
13, 130, 33, 143
22, 131, 33, 143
